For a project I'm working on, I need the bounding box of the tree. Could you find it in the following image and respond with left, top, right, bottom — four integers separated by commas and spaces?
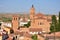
59, 12, 60, 24
24, 21, 31, 28
50, 15, 57, 40
50, 15, 57, 32
55, 12, 60, 32
2, 17, 12, 22
31, 34, 38, 40
58, 12, 60, 31
50, 24, 55, 32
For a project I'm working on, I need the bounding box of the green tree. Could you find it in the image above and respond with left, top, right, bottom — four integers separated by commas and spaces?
59, 12, 60, 24
59, 12, 60, 31
50, 15, 57, 40
2, 17, 12, 22
24, 21, 30, 28
31, 34, 38, 40
58, 12, 60, 31
50, 24, 55, 32
50, 15, 57, 32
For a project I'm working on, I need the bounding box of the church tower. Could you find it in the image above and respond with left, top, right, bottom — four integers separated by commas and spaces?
30, 5, 35, 26
12, 15, 19, 32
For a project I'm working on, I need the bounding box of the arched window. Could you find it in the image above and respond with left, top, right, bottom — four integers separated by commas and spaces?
38, 22, 44, 25
14, 18, 15, 20
16, 18, 17, 20
40, 22, 44, 25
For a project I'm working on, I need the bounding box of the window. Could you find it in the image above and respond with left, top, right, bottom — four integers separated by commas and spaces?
38, 22, 44, 25
14, 18, 15, 20
40, 23, 42, 25
14, 17, 18, 20
16, 18, 17, 20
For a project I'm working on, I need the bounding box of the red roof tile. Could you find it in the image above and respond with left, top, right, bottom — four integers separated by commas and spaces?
35, 13, 45, 17
29, 28, 42, 32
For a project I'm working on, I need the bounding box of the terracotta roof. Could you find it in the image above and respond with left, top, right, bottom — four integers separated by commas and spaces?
29, 28, 42, 32
35, 17, 46, 20
35, 13, 45, 17
3, 25, 12, 29
14, 30, 25, 35
35, 13, 47, 20
44, 32, 60, 39
46, 36, 60, 39
24, 32, 32, 38
16, 30, 32, 38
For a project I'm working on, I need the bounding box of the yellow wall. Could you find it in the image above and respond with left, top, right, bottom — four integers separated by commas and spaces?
3, 27, 10, 34
0, 36, 2, 40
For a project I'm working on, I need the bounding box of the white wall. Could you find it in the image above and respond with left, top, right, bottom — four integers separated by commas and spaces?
19, 22, 28, 26
1, 22, 12, 27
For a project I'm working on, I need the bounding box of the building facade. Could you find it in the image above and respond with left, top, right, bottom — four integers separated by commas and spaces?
30, 5, 51, 33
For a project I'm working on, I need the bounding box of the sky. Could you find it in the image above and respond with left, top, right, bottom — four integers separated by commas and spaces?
0, 0, 60, 15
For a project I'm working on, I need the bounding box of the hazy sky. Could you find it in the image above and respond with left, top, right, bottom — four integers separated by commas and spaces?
0, 0, 60, 15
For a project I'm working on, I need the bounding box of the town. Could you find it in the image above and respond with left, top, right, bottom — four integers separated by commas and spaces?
0, 5, 60, 40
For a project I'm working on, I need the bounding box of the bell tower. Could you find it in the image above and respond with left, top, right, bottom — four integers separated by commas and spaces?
12, 15, 19, 32
30, 5, 35, 26
30, 5, 35, 20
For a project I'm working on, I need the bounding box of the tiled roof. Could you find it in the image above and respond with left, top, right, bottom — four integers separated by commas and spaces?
29, 28, 42, 32
35, 13, 45, 17
35, 17, 46, 20
35, 13, 47, 20
44, 32, 60, 39
46, 36, 60, 39
24, 32, 32, 38
3, 25, 12, 29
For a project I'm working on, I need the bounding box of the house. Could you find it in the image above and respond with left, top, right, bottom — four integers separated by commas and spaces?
3, 25, 12, 34
2, 22, 12, 27
19, 17, 29, 26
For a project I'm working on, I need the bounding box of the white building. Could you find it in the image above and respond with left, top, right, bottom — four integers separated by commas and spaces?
19, 18, 30, 26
